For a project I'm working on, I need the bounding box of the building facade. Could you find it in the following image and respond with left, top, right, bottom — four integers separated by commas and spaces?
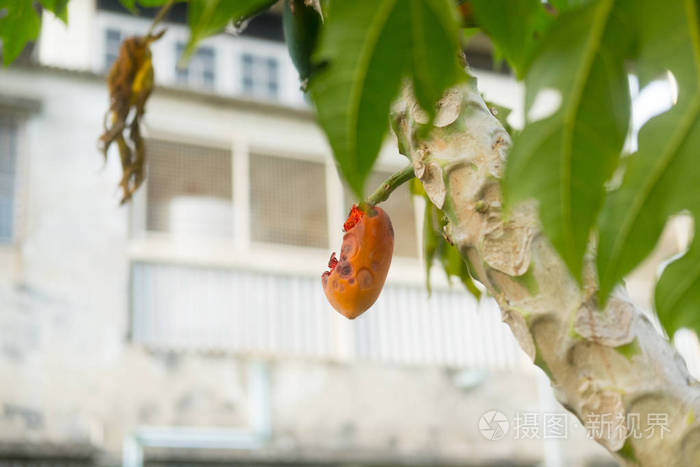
1, 1, 696, 466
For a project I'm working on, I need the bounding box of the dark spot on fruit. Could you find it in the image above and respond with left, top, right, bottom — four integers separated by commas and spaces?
357, 269, 373, 289
341, 234, 358, 258
338, 261, 352, 277
348, 278, 355, 285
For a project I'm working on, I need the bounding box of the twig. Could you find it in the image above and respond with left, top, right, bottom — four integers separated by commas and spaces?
147, 0, 175, 37
365, 165, 415, 206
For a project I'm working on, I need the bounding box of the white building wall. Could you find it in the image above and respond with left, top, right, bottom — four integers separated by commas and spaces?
38, 0, 97, 72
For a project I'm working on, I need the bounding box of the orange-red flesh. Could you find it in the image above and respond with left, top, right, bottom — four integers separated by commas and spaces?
343, 204, 364, 232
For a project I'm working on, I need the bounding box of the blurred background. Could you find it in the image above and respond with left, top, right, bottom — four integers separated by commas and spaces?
0, 1, 698, 466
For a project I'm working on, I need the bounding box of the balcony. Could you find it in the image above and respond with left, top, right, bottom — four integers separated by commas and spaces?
130, 261, 527, 369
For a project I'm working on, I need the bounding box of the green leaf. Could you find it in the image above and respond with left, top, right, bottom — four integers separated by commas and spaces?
469, 0, 553, 79
597, 0, 700, 304
503, 0, 631, 282
184, 0, 276, 59
407, 0, 465, 117
39, 0, 69, 23
0, 0, 41, 66
422, 201, 440, 295
441, 241, 482, 300
118, 0, 136, 10
655, 245, 700, 337
309, 0, 465, 199
283, 0, 322, 82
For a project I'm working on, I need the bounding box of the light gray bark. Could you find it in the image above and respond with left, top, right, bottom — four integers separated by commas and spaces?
391, 80, 700, 466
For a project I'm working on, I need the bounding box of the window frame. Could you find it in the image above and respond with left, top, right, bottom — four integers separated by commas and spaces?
175, 41, 217, 90
129, 130, 234, 243
103, 27, 122, 72
239, 51, 281, 101
142, 137, 234, 237
0, 114, 24, 247
247, 149, 330, 251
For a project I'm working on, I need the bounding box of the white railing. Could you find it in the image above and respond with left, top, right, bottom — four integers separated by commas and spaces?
130, 262, 528, 369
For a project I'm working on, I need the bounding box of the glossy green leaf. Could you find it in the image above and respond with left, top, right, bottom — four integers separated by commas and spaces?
504, 0, 631, 282
309, 0, 465, 198
283, 0, 322, 82
0, 0, 41, 66
39, 0, 69, 23
184, 0, 276, 59
655, 245, 700, 337
598, 0, 700, 304
469, 0, 553, 79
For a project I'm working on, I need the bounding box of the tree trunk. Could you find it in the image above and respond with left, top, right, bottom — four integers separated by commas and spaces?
390, 79, 700, 466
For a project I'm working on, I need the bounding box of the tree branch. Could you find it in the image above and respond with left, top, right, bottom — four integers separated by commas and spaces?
391, 79, 700, 467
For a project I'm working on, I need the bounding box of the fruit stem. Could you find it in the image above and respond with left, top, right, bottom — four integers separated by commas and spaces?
147, 0, 175, 37
365, 165, 415, 206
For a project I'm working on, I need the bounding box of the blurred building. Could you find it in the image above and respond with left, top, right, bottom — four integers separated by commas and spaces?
0, 1, 695, 466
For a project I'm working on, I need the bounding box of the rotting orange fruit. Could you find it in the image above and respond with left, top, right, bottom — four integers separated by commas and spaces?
322, 204, 394, 319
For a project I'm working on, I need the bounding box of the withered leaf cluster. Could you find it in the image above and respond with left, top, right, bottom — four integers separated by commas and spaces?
98, 30, 165, 204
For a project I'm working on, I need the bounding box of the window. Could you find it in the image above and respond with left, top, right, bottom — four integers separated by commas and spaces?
145, 139, 232, 237
104, 28, 122, 72
249, 154, 327, 248
240, 53, 279, 99
0, 118, 17, 242
344, 171, 418, 257
175, 42, 216, 89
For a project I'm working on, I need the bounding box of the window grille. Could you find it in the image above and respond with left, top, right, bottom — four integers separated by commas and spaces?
249, 154, 328, 248
104, 28, 122, 72
175, 42, 216, 89
344, 171, 418, 257
145, 139, 232, 237
240, 53, 279, 99
0, 117, 17, 242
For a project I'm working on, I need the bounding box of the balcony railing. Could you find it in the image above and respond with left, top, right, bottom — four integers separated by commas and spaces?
130, 262, 528, 369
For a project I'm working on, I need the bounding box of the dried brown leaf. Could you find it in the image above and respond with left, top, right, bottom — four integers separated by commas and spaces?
98, 29, 164, 204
